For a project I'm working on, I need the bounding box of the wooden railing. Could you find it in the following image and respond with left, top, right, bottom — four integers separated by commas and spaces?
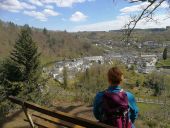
8, 96, 112, 128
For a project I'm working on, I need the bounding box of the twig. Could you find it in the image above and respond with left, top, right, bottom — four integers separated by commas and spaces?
123, 0, 167, 43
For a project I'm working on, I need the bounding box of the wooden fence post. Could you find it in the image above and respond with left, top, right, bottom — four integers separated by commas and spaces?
22, 105, 35, 128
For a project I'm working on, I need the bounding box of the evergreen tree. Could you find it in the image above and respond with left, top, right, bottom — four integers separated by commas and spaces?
43, 27, 47, 35
0, 25, 41, 96
153, 83, 161, 96
163, 47, 168, 60
10, 25, 41, 83
85, 68, 90, 83
136, 80, 140, 87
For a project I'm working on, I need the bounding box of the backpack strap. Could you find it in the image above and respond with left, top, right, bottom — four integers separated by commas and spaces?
119, 89, 131, 128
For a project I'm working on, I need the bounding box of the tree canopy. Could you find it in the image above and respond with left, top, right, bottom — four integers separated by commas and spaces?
0, 25, 41, 96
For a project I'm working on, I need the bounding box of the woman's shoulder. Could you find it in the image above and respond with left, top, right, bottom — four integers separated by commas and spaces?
125, 91, 136, 100
95, 91, 105, 99
125, 91, 134, 96
96, 91, 104, 96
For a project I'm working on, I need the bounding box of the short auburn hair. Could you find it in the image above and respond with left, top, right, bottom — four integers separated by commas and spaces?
108, 67, 123, 85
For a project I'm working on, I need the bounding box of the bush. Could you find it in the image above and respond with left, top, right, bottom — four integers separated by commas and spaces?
146, 120, 157, 128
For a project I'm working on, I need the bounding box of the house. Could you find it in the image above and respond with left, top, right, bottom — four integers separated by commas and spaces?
84, 56, 104, 64
48, 56, 105, 82
104, 53, 122, 63
142, 41, 159, 48
138, 61, 156, 74
137, 54, 158, 73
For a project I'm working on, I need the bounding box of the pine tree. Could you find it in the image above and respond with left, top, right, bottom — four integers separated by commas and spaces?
0, 26, 44, 121
10, 25, 41, 83
136, 80, 140, 87
0, 25, 41, 97
163, 47, 168, 60
85, 68, 90, 83
43, 27, 47, 35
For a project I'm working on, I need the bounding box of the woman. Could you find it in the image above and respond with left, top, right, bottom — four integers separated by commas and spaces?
93, 67, 139, 128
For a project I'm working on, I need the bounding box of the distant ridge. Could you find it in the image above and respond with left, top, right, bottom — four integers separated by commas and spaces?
109, 27, 169, 32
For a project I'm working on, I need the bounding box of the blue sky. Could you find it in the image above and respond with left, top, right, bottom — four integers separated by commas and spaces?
0, 0, 170, 31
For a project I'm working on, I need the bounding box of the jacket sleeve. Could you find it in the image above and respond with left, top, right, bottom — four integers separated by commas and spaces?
93, 92, 104, 120
126, 92, 139, 123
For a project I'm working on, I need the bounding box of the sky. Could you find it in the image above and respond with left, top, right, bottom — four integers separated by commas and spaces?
0, 0, 170, 31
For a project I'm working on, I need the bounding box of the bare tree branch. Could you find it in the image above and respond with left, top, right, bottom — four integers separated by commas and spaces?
122, 0, 169, 43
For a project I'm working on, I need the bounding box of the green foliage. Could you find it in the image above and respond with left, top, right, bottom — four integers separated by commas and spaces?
156, 58, 170, 68
144, 72, 165, 96
0, 25, 41, 97
74, 64, 109, 103
10, 26, 41, 82
138, 102, 170, 128
0, 21, 104, 64
153, 83, 161, 96
146, 120, 157, 128
136, 80, 141, 87
0, 25, 49, 122
0, 100, 13, 122
43, 27, 48, 35
163, 47, 168, 60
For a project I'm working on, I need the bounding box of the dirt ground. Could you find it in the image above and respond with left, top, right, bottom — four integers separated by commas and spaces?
0, 109, 30, 128
0, 104, 96, 128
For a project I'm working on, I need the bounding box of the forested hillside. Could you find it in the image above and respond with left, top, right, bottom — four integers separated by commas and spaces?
1, 20, 170, 65
0, 20, 104, 64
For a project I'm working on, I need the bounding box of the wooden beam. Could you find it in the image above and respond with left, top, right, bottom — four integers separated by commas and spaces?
22, 106, 35, 128
24, 119, 58, 128
9, 96, 112, 128
32, 114, 84, 128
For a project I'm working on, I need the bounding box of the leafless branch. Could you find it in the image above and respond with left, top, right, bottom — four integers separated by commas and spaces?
123, 0, 167, 43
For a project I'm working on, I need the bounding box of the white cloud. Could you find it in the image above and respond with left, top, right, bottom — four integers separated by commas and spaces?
72, 15, 128, 31
70, 11, 87, 22
21, 2, 36, 10
41, 0, 87, 7
24, 10, 47, 21
43, 9, 60, 16
120, 1, 169, 14
0, 0, 22, 12
0, 0, 36, 12
23, 9, 59, 21
72, 14, 170, 31
120, 2, 148, 14
87, 0, 95, 1
45, 5, 54, 9
28, 0, 43, 6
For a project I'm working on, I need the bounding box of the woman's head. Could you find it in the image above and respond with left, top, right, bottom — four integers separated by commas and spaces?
108, 67, 123, 86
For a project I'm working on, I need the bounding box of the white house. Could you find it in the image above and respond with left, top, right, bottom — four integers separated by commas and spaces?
137, 55, 158, 73
84, 56, 104, 64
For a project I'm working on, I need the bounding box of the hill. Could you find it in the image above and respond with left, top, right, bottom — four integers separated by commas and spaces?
0, 20, 104, 65
1, 20, 170, 65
